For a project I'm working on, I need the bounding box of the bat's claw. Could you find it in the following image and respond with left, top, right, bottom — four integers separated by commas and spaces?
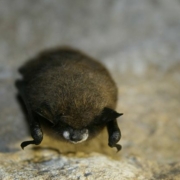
21, 140, 36, 149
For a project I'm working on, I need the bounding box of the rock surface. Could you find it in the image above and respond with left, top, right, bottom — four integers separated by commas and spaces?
0, 0, 180, 179
0, 149, 148, 180
1, 149, 180, 180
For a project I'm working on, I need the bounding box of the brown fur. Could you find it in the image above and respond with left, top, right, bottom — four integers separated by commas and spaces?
20, 47, 118, 136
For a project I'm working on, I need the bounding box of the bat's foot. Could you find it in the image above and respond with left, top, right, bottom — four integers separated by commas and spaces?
108, 130, 122, 152
21, 125, 43, 149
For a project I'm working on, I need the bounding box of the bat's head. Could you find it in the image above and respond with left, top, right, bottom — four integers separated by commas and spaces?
35, 101, 122, 144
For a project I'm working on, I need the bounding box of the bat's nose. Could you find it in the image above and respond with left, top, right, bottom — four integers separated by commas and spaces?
70, 129, 89, 143
63, 129, 89, 143
70, 133, 82, 142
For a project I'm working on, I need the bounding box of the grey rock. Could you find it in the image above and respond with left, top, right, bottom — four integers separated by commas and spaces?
0, 149, 154, 180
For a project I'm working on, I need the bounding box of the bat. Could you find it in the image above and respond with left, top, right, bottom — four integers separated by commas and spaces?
15, 47, 123, 151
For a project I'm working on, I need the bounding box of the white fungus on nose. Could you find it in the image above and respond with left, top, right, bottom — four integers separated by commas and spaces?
63, 131, 70, 140
63, 129, 89, 143
71, 129, 89, 144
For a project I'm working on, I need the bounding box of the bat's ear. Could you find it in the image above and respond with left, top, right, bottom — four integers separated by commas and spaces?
35, 102, 54, 124
100, 107, 123, 123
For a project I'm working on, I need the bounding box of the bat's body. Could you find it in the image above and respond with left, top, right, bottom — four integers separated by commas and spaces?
16, 48, 123, 151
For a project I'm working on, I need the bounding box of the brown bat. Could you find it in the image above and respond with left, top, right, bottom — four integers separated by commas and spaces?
16, 47, 123, 151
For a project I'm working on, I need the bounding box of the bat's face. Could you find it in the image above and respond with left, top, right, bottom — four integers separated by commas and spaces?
52, 119, 94, 144
36, 103, 121, 144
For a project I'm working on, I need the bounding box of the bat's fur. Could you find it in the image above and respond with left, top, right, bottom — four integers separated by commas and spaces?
16, 47, 122, 150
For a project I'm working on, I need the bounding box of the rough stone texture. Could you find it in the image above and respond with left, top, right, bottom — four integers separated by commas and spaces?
0, 0, 180, 179
0, 149, 149, 180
